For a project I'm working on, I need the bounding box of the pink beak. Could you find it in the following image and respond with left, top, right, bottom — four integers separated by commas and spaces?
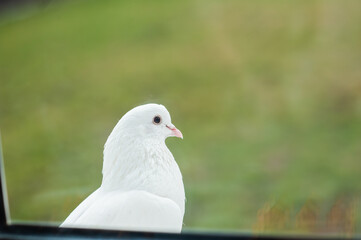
166, 125, 183, 139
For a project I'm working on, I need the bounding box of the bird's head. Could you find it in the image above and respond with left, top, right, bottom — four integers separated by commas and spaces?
119, 103, 183, 141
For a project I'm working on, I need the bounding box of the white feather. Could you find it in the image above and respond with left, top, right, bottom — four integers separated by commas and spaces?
61, 104, 185, 233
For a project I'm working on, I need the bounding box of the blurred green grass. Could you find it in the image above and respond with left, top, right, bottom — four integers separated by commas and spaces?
1, 0, 361, 235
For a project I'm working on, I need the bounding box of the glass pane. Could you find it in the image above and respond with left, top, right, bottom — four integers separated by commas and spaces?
1, 0, 361, 236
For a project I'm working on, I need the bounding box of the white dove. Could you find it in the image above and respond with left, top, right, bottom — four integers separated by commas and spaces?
61, 104, 185, 233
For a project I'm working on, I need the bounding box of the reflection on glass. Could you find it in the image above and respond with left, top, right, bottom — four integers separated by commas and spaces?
0, 0, 361, 237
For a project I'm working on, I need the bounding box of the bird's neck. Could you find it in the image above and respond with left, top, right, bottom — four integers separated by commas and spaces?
100, 135, 185, 214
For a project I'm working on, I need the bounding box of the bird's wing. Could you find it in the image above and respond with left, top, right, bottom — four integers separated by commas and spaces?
61, 188, 102, 227
61, 190, 183, 233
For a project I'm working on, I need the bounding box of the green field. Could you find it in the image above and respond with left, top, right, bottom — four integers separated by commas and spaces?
1, 0, 361, 236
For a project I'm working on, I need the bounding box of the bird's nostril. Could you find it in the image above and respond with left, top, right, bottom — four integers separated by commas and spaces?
166, 125, 175, 130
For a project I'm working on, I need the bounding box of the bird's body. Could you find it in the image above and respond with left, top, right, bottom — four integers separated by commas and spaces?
61, 104, 185, 233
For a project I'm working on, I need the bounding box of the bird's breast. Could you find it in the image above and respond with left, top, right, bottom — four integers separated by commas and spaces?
102, 139, 185, 214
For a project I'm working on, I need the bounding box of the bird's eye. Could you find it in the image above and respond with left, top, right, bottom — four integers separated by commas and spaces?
153, 115, 161, 125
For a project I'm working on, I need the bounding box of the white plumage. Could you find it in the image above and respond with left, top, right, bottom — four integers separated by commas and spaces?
61, 104, 185, 233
